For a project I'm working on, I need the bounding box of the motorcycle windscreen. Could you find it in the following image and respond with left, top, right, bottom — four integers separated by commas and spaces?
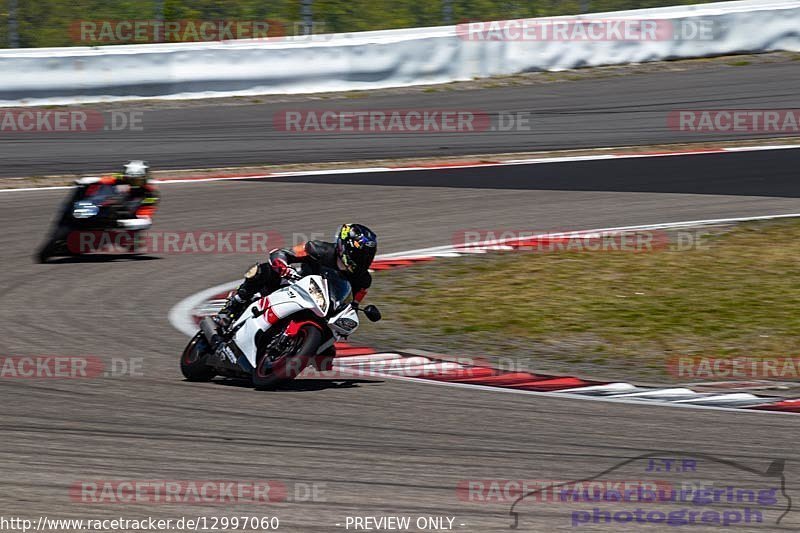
321, 269, 353, 314
81, 184, 120, 203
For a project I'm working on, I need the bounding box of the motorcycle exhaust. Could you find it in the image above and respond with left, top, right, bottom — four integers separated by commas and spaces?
200, 316, 239, 365
199, 316, 221, 345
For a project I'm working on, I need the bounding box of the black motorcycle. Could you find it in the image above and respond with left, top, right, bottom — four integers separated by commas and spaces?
36, 180, 145, 263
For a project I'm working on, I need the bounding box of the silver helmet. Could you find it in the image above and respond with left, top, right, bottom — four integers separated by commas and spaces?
123, 160, 150, 186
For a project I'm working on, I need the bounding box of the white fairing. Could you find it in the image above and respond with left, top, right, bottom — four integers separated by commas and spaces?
328, 305, 360, 337
117, 218, 152, 230
231, 275, 334, 368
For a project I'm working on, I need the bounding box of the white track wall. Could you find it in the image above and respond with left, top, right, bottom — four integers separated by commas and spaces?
1, 0, 799, 106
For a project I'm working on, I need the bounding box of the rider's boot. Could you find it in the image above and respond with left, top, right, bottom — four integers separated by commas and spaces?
216, 291, 248, 328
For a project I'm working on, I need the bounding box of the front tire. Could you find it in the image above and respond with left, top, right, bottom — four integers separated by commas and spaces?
181, 332, 217, 381
252, 324, 321, 390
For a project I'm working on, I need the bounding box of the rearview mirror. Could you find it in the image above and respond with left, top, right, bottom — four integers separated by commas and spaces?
363, 305, 382, 322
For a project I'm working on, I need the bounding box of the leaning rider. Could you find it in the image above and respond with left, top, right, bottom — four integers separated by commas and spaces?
84, 160, 160, 229
218, 224, 378, 326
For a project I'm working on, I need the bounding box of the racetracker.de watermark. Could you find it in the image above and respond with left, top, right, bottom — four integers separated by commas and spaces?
70, 480, 326, 504
452, 229, 713, 252
67, 230, 286, 255
0, 110, 143, 133
0, 356, 142, 379
668, 110, 800, 133
668, 356, 800, 380
300, 355, 509, 380
456, 480, 673, 503
273, 110, 532, 133
457, 18, 716, 41
71, 20, 286, 44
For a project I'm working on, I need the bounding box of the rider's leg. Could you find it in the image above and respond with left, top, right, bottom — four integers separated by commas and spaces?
218, 263, 279, 323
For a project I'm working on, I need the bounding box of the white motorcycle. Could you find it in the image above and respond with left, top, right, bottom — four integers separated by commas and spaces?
180, 267, 381, 389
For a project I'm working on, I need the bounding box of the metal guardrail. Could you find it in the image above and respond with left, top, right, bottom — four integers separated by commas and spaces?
1, 1, 799, 106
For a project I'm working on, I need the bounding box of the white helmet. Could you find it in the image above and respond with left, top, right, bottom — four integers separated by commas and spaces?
123, 160, 150, 185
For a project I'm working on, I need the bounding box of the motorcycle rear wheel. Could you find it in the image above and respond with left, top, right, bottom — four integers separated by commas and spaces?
36, 240, 59, 263
35, 225, 72, 263
180, 332, 217, 381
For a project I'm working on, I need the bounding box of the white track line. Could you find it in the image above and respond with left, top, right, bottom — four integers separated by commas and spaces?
168, 280, 236, 338
0, 185, 75, 193
3, 143, 800, 193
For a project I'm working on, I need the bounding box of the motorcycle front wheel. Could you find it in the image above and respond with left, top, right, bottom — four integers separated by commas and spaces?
252, 324, 321, 390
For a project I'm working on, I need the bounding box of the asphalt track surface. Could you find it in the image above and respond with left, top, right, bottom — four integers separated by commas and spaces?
1, 61, 800, 178
1, 148, 800, 532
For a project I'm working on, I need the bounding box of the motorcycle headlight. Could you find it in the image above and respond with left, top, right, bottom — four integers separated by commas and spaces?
334, 317, 358, 331
72, 201, 99, 219
307, 279, 328, 314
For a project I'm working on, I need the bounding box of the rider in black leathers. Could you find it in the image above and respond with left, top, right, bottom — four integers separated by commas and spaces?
218, 224, 378, 325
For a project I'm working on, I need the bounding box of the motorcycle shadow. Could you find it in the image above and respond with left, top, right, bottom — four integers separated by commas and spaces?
210, 377, 384, 392
41, 253, 161, 264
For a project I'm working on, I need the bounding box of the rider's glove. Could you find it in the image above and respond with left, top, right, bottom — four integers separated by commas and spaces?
271, 258, 296, 279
